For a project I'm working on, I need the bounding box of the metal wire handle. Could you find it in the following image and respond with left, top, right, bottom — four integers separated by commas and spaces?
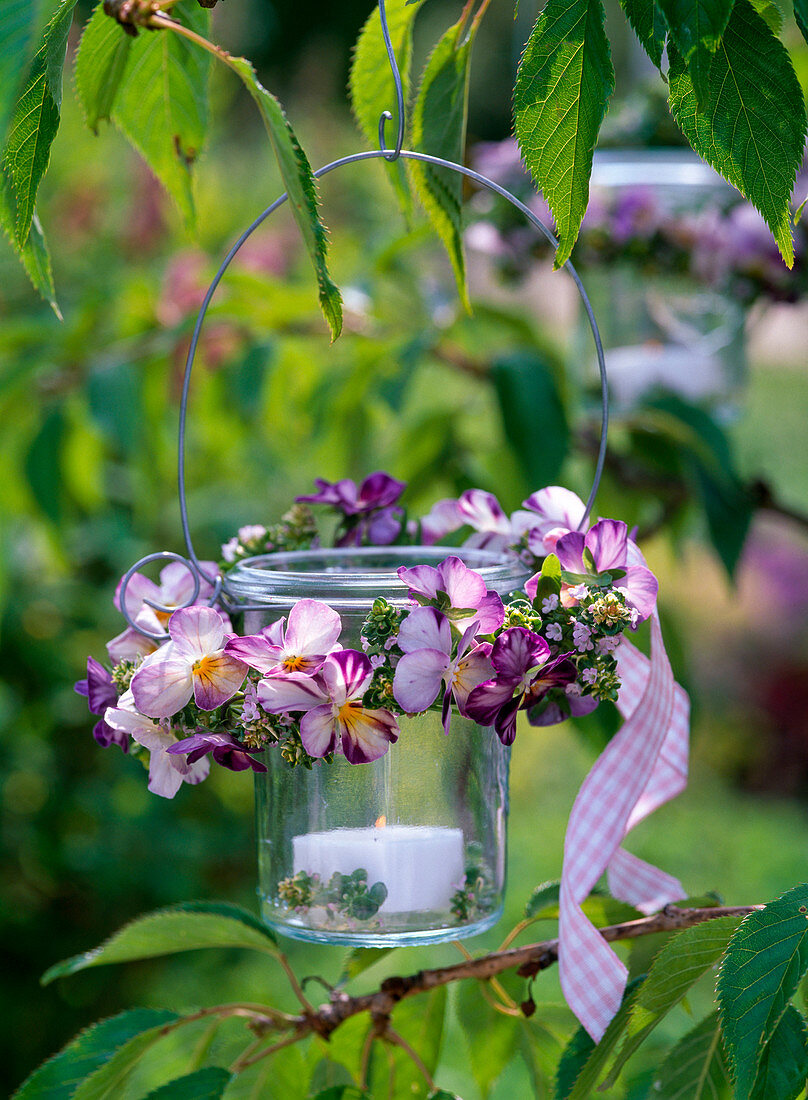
118, 0, 610, 635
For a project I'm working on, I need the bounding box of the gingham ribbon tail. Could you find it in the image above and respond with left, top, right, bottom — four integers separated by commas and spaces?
558, 611, 690, 1040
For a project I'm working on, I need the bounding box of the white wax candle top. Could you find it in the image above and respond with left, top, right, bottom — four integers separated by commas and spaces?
292, 824, 465, 913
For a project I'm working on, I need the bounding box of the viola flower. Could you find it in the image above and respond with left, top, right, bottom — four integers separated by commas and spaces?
74, 657, 128, 752
257, 650, 399, 764
522, 486, 587, 555
167, 731, 267, 773
465, 627, 577, 745
555, 519, 658, 622
105, 690, 210, 797
130, 607, 248, 718
225, 599, 341, 675
392, 608, 494, 732
418, 489, 534, 553
397, 556, 505, 634
108, 558, 220, 662
296, 471, 406, 546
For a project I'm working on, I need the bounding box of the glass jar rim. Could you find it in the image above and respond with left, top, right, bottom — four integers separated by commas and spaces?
223, 545, 531, 603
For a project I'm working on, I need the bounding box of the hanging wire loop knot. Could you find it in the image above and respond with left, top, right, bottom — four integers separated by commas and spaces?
118, 551, 223, 642
376, 0, 405, 161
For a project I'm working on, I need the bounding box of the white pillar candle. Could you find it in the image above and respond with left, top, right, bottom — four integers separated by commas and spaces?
292, 824, 465, 913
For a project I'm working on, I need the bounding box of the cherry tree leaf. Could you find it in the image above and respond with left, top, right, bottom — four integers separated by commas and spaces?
747, 1005, 808, 1100
796, 0, 808, 44
618, 0, 667, 71
12, 1010, 178, 1100
74, 3, 134, 131
514, 0, 614, 269
75, 0, 210, 227
717, 884, 808, 1100
226, 56, 342, 340
0, 165, 58, 316
4, 0, 77, 248
349, 0, 426, 215
604, 915, 742, 1086
555, 977, 644, 1099
667, 0, 806, 268
144, 1068, 233, 1099
410, 6, 488, 312
71, 1020, 184, 1100
656, 0, 733, 103
42, 902, 278, 983
652, 1011, 732, 1099
0, 0, 49, 146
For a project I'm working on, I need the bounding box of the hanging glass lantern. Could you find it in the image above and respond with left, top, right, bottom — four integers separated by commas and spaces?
226, 547, 527, 944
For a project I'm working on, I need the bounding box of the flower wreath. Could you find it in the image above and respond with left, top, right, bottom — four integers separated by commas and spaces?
77, 473, 658, 798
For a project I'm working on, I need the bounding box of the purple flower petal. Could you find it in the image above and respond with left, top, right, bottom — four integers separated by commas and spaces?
168, 606, 227, 659
494, 695, 521, 746
473, 591, 506, 633
339, 706, 399, 764
93, 717, 129, 752
524, 655, 578, 703
321, 650, 373, 704
438, 556, 487, 610
620, 566, 658, 622
419, 498, 463, 545
528, 693, 599, 726
191, 652, 248, 711
224, 634, 284, 674
452, 644, 495, 711
523, 486, 586, 533
358, 471, 407, 510
397, 563, 442, 600
78, 656, 117, 715
585, 519, 628, 573
300, 704, 340, 757
491, 627, 550, 679
397, 607, 451, 655
284, 599, 342, 658
555, 531, 586, 573
257, 671, 327, 713
295, 478, 345, 507
393, 648, 450, 712
130, 646, 194, 718
365, 507, 403, 545
106, 623, 160, 663
465, 677, 520, 726
457, 490, 510, 537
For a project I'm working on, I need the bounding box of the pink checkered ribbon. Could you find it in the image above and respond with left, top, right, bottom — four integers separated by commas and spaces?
558, 612, 690, 1040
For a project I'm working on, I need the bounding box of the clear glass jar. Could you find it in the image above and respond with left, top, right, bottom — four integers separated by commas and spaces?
225, 547, 530, 946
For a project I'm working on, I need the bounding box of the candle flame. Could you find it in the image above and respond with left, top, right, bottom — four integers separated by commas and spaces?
374, 815, 387, 829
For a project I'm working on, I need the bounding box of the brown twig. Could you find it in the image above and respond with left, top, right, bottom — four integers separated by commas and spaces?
232, 903, 761, 1073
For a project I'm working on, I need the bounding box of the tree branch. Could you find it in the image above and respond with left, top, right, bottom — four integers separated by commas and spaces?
239, 903, 761, 1066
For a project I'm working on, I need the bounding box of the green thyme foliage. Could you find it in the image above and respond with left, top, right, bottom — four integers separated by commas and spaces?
277, 869, 388, 920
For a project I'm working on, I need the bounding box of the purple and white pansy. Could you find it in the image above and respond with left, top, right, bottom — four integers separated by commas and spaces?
77, 473, 662, 798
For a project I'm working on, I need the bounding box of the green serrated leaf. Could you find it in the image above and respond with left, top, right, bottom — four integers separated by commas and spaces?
4, 0, 76, 247
144, 1067, 233, 1099
748, 0, 783, 32
618, 0, 667, 70
796, 0, 808, 44
514, 0, 614, 269
652, 1011, 732, 1099
12, 1010, 178, 1100
0, 0, 49, 146
667, 0, 806, 268
526, 880, 562, 918
556, 976, 645, 1100
748, 1004, 808, 1100
657, 0, 733, 103
226, 56, 342, 340
339, 947, 396, 986
349, 0, 424, 215
82, 1, 209, 226
0, 165, 59, 315
410, 8, 483, 312
604, 914, 742, 1087
491, 351, 569, 488
42, 902, 278, 984
74, 3, 134, 130
72, 1019, 181, 1100
717, 884, 808, 1100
